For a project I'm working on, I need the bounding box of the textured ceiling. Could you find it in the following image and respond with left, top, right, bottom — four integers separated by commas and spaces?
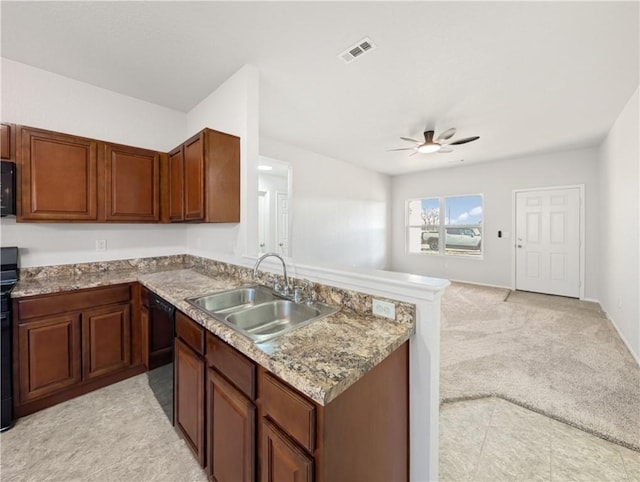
2, 1, 638, 175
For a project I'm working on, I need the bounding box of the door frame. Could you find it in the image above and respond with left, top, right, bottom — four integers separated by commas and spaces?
511, 184, 585, 299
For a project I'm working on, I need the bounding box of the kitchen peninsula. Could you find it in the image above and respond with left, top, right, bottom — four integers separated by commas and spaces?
9, 254, 448, 481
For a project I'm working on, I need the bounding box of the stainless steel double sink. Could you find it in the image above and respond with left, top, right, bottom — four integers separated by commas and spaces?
186, 285, 338, 343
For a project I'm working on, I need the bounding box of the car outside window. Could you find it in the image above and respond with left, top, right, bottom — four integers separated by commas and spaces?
406, 194, 483, 257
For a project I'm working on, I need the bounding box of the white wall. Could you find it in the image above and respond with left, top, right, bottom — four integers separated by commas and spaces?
390, 147, 601, 299
1, 58, 186, 150
0, 58, 188, 267
185, 65, 260, 262
599, 86, 640, 361
260, 137, 391, 270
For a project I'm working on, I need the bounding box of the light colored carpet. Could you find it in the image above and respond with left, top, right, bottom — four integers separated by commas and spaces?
441, 282, 640, 452
0, 374, 207, 482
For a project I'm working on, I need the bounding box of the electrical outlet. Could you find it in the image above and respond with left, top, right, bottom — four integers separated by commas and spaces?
95, 240, 107, 252
372, 299, 396, 320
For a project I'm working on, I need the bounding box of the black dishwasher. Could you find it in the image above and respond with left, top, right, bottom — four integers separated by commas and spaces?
147, 292, 175, 424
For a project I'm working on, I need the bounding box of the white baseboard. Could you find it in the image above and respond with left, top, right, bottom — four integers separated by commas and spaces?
582, 297, 600, 303
447, 278, 512, 291
604, 310, 640, 367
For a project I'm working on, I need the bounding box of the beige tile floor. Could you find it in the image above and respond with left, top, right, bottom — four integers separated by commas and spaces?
0, 374, 207, 482
440, 397, 640, 482
3, 373, 639, 481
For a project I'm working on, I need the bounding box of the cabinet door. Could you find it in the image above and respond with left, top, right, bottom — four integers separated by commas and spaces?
82, 303, 131, 380
168, 146, 185, 221
184, 133, 205, 221
207, 368, 255, 482
1, 124, 11, 159
175, 338, 205, 466
261, 418, 313, 482
18, 314, 82, 402
203, 130, 240, 223
18, 127, 98, 221
104, 143, 159, 222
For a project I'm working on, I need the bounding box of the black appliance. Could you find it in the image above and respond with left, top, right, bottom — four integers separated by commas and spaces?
0, 161, 16, 217
1, 246, 18, 432
147, 292, 175, 424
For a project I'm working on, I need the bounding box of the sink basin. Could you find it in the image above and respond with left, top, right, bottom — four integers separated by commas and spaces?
186, 286, 339, 343
226, 300, 337, 342
187, 285, 277, 315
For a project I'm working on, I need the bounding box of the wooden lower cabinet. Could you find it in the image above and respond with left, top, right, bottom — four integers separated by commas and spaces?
261, 418, 313, 482
173, 313, 409, 482
175, 337, 205, 467
17, 313, 82, 403
82, 303, 131, 380
12, 284, 143, 417
207, 368, 255, 482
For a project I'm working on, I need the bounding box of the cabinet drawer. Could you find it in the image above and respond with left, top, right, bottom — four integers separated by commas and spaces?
260, 371, 316, 453
206, 332, 255, 400
15, 284, 132, 322
175, 311, 204, 355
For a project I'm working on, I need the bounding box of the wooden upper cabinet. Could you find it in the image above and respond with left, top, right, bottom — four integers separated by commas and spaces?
168, 146, 185, 221
203, 129, 240, 223
13, 123, 238, 224
165, 128, 239, 224
1, 124, 12, 160
18, 126, 99, 221
104, 143, 160, 222
183, 133, 205, 221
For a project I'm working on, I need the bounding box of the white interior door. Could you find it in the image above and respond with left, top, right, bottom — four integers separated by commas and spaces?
515, 187, 581, 297
276, 191, 289, 257
258, 191, 268, 252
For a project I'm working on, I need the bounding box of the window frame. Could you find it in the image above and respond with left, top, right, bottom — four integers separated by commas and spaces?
405, 193, 484, 259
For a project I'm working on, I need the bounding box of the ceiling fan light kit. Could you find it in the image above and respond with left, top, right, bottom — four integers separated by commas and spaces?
418, 143, 441, 154
390, 127, 480, 157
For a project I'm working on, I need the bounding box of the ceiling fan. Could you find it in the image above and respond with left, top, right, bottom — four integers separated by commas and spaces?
389, 128, 479, 156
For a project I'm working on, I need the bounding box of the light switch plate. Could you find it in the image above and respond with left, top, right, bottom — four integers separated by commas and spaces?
372, 299, 396, 319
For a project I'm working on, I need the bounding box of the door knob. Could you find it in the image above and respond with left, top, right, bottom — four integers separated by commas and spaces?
517, 244, 523, 248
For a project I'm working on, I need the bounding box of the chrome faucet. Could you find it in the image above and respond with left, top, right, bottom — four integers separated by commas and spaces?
253, 253, 289, 295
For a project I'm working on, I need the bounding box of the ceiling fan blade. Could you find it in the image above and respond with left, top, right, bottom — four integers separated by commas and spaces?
437, 147, 454, 153
388, 147, 416, 151
409, 150, 418, 157
423, 131, 435, 143
435, 128, 456, 141
448, 136, 480, 146
400, 137, 420, 143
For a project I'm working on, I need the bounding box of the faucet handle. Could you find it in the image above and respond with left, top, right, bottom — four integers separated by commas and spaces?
292, 287, 303, 303
300, 279, 314, 302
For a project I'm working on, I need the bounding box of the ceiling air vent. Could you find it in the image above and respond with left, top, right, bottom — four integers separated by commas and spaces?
338, 37, 376, 64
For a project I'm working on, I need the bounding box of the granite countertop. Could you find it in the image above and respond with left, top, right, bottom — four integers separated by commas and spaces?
12, 267, 415, 406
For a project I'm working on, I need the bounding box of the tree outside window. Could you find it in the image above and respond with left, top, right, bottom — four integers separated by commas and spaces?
407, 194, 483, 257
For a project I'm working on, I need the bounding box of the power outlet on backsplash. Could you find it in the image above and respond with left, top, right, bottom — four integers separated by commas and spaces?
372, 299, 396, 320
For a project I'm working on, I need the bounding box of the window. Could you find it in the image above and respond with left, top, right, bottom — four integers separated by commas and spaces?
407, 194, 483, 257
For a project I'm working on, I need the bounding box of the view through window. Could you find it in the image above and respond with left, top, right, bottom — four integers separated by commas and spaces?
407, 194, 483, 257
